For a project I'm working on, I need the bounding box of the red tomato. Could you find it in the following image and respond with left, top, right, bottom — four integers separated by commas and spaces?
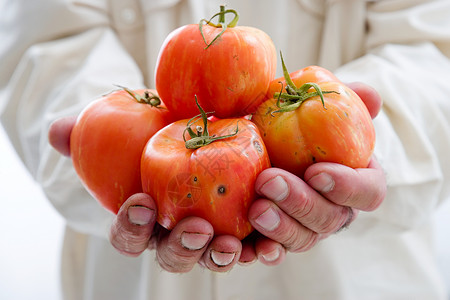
155, 6, 276, 119
141, 104, 270, 240
252, 62, 375, 178
70, 88, 173, 214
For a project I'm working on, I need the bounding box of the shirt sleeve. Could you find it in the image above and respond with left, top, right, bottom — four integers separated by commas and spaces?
335, 0, 450, 231
0, 1, 146, 237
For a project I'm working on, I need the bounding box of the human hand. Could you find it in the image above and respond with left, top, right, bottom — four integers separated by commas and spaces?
109, 193, 243, 272
48, 116, 243, 273
240, 82, 386, 266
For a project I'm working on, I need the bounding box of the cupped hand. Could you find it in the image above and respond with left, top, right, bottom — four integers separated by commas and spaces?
245, 158, 386, 265
109, 193, 242, 272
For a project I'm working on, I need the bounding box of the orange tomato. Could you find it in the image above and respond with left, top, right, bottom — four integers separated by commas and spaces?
266, 65, 340, 99
252, 63, 375, 178
70, 88, 173, 213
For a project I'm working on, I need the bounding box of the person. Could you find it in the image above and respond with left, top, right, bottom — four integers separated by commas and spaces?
1, 0, 450, 299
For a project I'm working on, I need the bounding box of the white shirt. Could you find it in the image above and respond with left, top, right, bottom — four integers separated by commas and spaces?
1, 0, 450, 299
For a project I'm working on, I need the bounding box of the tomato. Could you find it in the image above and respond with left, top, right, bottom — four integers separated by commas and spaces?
252, 58, 375, 178
141, 100, 270, 240
70, 88, 173, 214
266, 65, 340, 99
155, 6, 276, 119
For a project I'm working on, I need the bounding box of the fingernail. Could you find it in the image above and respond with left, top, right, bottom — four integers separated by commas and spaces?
128, 206, 154, 225
259, 176, 289, 202
181, 232, 211, 250
308, 173, 335, 193
261, 248, 280, 262
255, 207, 280, 231
210, 250, 236, 267
238, 257, 257, 266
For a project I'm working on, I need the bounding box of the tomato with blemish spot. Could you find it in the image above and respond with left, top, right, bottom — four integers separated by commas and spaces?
141, 113, 270, 240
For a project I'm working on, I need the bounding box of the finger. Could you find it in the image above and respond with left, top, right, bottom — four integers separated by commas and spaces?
253, 168, 352, 235
248, 198, 320, 253
304, 157, 386, 211
255, 237, 286, 266
347, 82, 382, 119
48, 116, 77, 156
156, 216, 213, 273
238, 232, 258, 265
201, 235, 242, 272
109, 193, 157, 257
239, 242, 257, 266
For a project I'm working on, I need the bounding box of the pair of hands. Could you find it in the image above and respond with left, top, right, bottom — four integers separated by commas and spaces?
49, 82, 386, 273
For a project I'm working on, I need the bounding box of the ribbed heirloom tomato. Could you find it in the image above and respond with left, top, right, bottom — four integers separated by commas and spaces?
252, 55, 375, 178
70, 88, 173, 214
141, 100, 271, 240
155, 6, 277, 119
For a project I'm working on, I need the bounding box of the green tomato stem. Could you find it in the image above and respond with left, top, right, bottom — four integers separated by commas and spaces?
272, 52, 339, 114
184, 96, 239, 149
115, 85, 162, 107
199, 5, 239, 49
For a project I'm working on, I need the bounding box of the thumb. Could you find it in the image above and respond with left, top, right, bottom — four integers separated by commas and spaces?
48, 116, 77, 157
347, 82, 382, 119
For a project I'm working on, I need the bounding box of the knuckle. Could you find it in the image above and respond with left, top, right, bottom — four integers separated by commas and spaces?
338, 187, 370, 211
156, 244, 198, 273
371, 183, 387, 211
114, 236, 146, 256
365, 190, 385, 211
286, 190, 314, 221
343, 169, 387, 211
282, 226, 318, 253
109, 223, 150, 256
319, 206, 353, 234
287, 193, 340, 234
356, 181, 386, 211
156, 252, 195, 273
339, 188, 357, 206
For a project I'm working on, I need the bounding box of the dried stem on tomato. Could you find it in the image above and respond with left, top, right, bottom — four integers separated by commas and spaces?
184, 96, 239, 149
199, 5, 239, 49
115, 85, 163, 107
272, 52, 339, 114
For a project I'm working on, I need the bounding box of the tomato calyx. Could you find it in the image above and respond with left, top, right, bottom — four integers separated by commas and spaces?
272, 52, 338, 114
199, 5, 239, 49
184, 96, 239, 149
115, 85, 163, 107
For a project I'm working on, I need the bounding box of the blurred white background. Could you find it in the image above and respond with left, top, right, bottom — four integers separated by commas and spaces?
0, 125, 64, 300
0, 123, 449, 299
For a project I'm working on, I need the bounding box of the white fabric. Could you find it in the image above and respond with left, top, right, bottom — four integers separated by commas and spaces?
1, 0, 450, 299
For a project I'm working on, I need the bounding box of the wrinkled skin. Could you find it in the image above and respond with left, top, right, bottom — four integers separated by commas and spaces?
49, 82, 386, 273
